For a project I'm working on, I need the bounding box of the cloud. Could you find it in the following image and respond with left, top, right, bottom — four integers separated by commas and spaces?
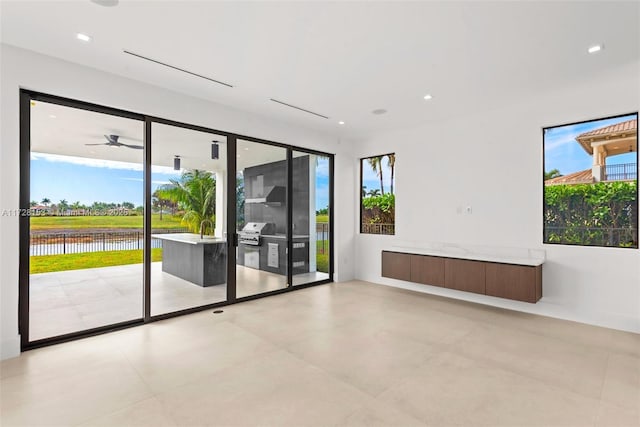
31, 152, 145, 171
151, 165, 182, 175
120, 178, 172, 185
30, 152, 185, 175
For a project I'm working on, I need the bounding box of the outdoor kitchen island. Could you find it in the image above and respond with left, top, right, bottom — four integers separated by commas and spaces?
152, 233, 227, 287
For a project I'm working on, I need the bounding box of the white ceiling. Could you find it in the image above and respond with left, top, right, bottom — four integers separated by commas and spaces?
30, 100, 295, 172
2, 1, 639, 139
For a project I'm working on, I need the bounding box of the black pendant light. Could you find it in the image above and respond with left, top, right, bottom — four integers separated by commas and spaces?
211, 141, 219, 160
174, 155, 180, 170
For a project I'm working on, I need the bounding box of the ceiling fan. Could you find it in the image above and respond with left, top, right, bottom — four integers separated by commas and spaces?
85, 134, 143, 150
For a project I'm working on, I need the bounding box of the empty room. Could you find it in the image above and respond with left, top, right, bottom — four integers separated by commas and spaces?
0, 1, 638, 426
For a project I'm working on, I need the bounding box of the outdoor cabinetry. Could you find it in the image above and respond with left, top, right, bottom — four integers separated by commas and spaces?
382, 250, 542, 303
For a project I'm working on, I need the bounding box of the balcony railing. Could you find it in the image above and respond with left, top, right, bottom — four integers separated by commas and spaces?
544, 226, 638, 248
605, 163, 637, 181
361, 223, 395, 235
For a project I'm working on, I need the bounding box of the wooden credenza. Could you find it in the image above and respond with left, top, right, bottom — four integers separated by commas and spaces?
382, 250, 542, 303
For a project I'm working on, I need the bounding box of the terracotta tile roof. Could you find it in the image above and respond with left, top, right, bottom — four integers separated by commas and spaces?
545, 169, 593, 185
577, 119, 637, 140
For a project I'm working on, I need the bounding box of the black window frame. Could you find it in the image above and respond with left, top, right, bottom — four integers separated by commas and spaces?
359, 152, 396, 235
542, 112, 639, 249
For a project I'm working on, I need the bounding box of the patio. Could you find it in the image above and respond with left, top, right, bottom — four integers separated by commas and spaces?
29, 263, 327, 341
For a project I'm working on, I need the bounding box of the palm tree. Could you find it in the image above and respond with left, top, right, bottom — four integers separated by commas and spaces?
387, 154, 396, 194
58, 199, 69, 211
157, 170, 216, 234
367, 156, 385, 195
41, 198, 50, 206
368, 189, 381, 197
152, 190, 176, 221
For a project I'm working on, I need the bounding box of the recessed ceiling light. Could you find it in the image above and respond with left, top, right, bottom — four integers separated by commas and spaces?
423, 94, 433, 100
90, 0, 119, 6
588, 44, 603, 54
76, 33, 92, 42
338, 121, 345, 125
372, 109, 387, 115
244, 147, 249, 151
49, 115, 56, 119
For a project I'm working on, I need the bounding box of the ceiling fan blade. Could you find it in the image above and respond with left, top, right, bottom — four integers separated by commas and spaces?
85, 143, 108, 146
119, 143, 144, 149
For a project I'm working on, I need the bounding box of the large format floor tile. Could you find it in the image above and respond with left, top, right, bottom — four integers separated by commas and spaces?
377, 352, 601, 426
2, 280, 638, 427
28, 262, 315, 340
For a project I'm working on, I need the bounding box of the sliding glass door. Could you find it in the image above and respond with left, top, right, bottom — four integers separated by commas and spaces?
292, 151, 331, 286
20, 90, 333, 349
235, 139, 289, 298
27, 99, 144, 341
149, 122, 228, 315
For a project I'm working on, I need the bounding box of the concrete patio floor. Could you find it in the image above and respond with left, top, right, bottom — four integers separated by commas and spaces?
29, 262, 328, 341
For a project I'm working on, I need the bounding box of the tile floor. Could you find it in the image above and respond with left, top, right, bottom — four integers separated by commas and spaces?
29, 262, 329, 341
2, 280, 639, 426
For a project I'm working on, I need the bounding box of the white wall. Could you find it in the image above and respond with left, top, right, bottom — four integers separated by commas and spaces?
354, 60, 640, 333
0, 44, 355, 359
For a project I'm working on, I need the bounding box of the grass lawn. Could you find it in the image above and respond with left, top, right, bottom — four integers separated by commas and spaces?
30, 214, 185, 230
316, 215, 329, 223
30, 248, 163, 274
316, 240, 329, 273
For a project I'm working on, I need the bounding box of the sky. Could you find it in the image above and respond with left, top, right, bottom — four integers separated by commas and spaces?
31, 153, 178, 206
314, 157, 330, 210
361, 155, 394, 195
544, 113, 637, 175
31, 152, 330, 209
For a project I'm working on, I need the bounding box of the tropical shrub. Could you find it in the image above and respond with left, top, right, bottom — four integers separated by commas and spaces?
362, 193, 395, 224
157, 170, 216, 234
544, 181, 637, 247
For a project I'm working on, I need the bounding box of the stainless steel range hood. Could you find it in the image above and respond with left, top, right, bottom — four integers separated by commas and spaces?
245, 186, 286, 205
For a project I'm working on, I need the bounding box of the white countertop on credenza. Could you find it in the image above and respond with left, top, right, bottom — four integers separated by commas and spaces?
387, 244, 545, 266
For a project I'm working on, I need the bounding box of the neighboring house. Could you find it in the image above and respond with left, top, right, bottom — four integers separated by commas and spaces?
546, 118, 637, 185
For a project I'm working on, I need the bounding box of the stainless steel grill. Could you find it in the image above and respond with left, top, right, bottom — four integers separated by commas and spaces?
238, 222, 276, 246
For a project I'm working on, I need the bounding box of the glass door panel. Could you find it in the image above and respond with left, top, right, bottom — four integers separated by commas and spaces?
292, 151, 331, 286
28, 100, 144, 341
150, 123, 228, 315
236, 139, 288, 297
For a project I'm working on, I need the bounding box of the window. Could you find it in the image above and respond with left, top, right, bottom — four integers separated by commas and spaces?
543, 113, 638, 248
360, 153, 395, 235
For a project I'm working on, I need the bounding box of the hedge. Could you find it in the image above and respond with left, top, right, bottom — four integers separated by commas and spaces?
544, 181, 637, 247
